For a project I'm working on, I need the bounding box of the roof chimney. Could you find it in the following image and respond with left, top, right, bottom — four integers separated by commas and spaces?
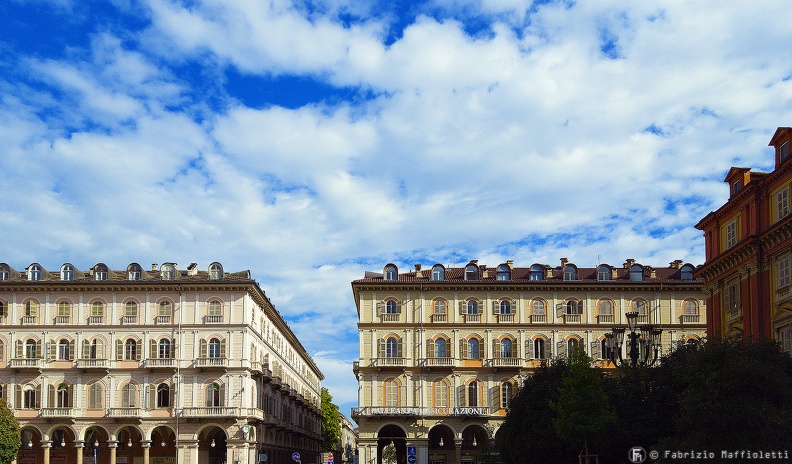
151, 263, 158, 272
414, 264, 422, 278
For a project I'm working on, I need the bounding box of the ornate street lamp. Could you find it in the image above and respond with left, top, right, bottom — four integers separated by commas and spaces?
605, 311, 662, 368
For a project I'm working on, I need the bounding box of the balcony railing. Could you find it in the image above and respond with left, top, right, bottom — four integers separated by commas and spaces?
727, 307, 742, 323
489, 357, 521, 367
145, 358, 177, 368
181, 407, 238, 418
203, 315, 223, 324
40, 407, 74, 418
430, 313, 447, 323
597, 314, 614, 324
88, 316, 104, 325
75, 358, 109, 369
195, 357, 228, 368
21, 316, 37, 325
10, 358, 43, 369
563, 314, 582, 323
108, 407, 142, 418
379, 313, 400, 322
156, 315, 172, 324
55, 316, 70, 325
679, 314, 700, 324
463, 314, 481, 323
635, 314, 648, 324
121, 315, 137, 324
423, 357, 454, 367
496, 314, 515, 323
372, 357, 404, 367
531, 314, 546, 323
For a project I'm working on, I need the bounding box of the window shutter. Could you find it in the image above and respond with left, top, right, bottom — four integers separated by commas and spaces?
171, 338, 177, 359
447, 338, 454, 358
591, 341, 600, 360
48, 384, 55, 408
425, 339, 433, 358
515, 340, 520, 358
205, 384, 213, 407
377, 339, 385, 359
34, 386, 41, 409
527, 340, 534, 359
556, 303, 564, 318
219, 383, 226, 407
397, 301, 404, 314
48, 340, 56, 361
491, 301, 498, 314
459, 339, 467, 360
69, 340, 75, 360
396, 339, 403, 358
220, 339, 227, 358
456, 385, 465, 408
149, 384, 156, 410
376, 302, 385, 315
492, 340, 498, 359
15, 340, 22, 359
116, 340, 123, 360
14, 385, 21, 409
82, 340, 90, 359
557, 340, 566, 358
199, 339, 207, 358
150, 340, 157, 359
35, 341, 42, 359
488, 386, 498, 412
135, 341, 142, 361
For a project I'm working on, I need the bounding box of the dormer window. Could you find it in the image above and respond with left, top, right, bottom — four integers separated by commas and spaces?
597, 265, 611, 281
209, 262, 223, 280
94, 264, 108, 281
530, 264, 544, 281
465, 264, 479, 281
0, 264, 9, 281
431, 265, 445, 281
781, 141, 789, 163
60, 264, 74, 281
161, 264, 176, 281
28, 264, 42, 281
497, 264, 510, 281
630, 264, 644, 282
680, 264, 695, 281
128, 263, 142, 281
732, 180, 741, 196
384, 265, 398, 281
563, 265, 577, 281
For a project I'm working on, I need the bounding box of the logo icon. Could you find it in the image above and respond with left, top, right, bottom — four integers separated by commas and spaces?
629, 447, 647, 463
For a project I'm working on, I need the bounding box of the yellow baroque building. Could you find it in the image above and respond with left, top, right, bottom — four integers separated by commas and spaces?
0, 261, 323, 464
351, 259, 706, 464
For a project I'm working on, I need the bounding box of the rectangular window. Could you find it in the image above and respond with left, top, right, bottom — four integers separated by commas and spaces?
781, 141, 790, 163
723, 278, 740, 312
778, 326, 792, 353
779, 256, 791, 289
776, 187, 790, 221
725, 220, 738, 249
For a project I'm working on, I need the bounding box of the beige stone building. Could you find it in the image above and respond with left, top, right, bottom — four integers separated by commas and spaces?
0, 261, 323, 464
351, 259, 706, 464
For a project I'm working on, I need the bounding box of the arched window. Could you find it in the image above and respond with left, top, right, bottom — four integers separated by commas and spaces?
465, 264, 479, 281
124, 301, 138, 324
467, 338, 481, 360
384, 265, 397, 281
434, 338, 447, 358
497, 264, 510, 281
433, 299, 446, 315
500, 338, 514, 358
161, 264, 176, 280
681, 264, 695, 281
205, 382, 223, 407
533, 338, 547, 359
532, 299, 546, 315
91, 301, 105, 317
683, 299, 698, 315
567, 338, 580, 354
208, 338, 222, 358
156, 383, 171, 408
121, 382, 138, 408
60, 264, 74, 281
385, 337, 400, 358
24, 339, 38, 359
530, 264, 544, 281
384, 379, 399, 407
55, 383, 71, 408
85, 338, 104, 359
209, 262, 223, 280
22, 384, 39, 409
433, 380, 448, 408
563, 265, 577, 281
385, 300, 398, 314
500, 381, 514, 409
128, 263, 142, 281
208, 300, 222, 316
499, 300, 512, 315
87, 382, 103, 409
28, 264, 42, 281
159, 338, 172, 359
632, 299, 647, 315
158, 301, 172, 323
57, 301, 71, 323
0, 301, 5, 319
599, 299, 613, 315
124, 339, 138, 360
431, 265, 445, 281
566, 299, 583, 315
0, 264, 9, 281
600, 338, 612, 360
57, 339, 71, 360
467, 300, 479, 314
467, 380, 480, 407
597, 265, 611, 281
25, 300, 38, 317
94, 263, 108, 281
630, 264, 644, 282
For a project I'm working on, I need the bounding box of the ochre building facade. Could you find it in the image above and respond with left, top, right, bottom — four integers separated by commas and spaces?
352, 259, 706, 464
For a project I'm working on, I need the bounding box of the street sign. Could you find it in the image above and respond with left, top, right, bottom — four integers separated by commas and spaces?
292, 452, 301, 462
408, 456, 417, 464
407, 446, 416, 456
328, 453, 334, 462
259, 454, 268, 462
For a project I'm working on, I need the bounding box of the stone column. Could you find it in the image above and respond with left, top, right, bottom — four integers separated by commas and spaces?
142, 440, 151, 464
43, 441, 52, 464
75, 440, 85, 464
454, 438, 463, 464
109, 441, 118, 464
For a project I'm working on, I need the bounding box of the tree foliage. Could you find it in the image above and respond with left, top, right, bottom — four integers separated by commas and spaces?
321, 387, 341, 453
0, 399, 20, 464
497, 339, 792, 464
381, 443, 397, 464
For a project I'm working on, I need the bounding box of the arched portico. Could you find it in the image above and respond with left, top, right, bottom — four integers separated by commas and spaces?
377, 424, 407, 464
196, 425, 227, 464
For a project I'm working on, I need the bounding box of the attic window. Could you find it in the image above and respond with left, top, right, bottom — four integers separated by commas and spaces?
161, 264, 176, 281
384, 265, 397, 281
781, 141, 790, 163
630, 264, 644, 282
209, 263, 223, 280
465, 264, 479, 281
732, 180, 741, 196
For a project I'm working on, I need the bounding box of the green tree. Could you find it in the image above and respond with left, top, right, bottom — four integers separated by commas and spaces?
381, 443, 397, 464
320, 387, 341, 453
550, 348, 616, 458
0, 399, 20, 464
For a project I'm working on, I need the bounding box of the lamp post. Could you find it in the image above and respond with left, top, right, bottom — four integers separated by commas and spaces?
605, 311, 662, 368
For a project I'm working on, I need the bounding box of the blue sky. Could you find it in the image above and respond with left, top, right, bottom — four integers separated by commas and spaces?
1, 0, 792, 419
